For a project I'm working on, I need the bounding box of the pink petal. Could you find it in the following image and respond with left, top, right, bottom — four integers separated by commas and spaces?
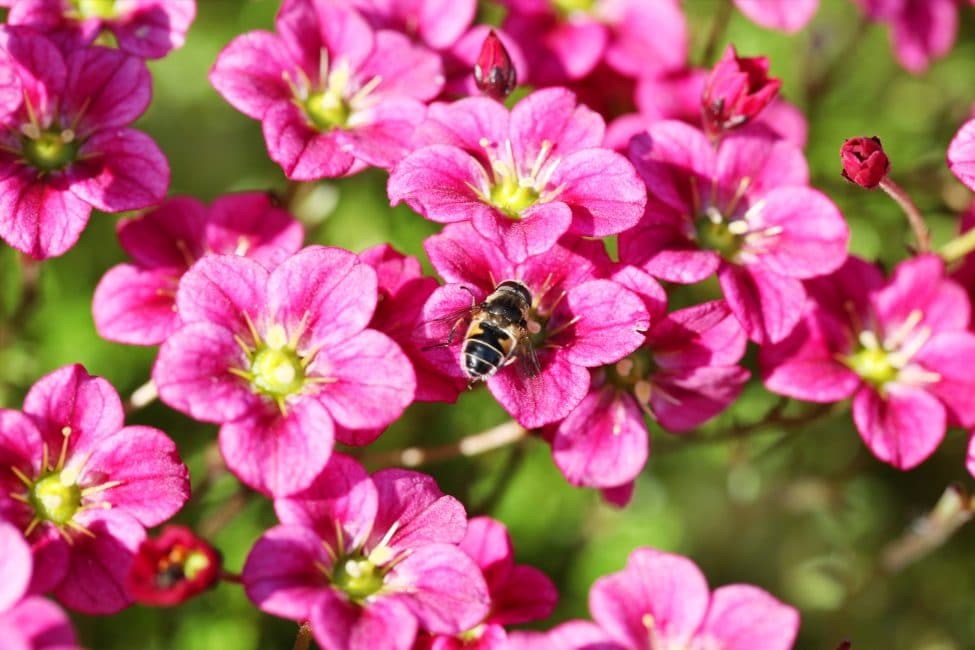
206, 192, 304, 265
92, 264, 180, 346
733, 0, 819, 32
111, 0, 196, 59
553, 387, 648, 488
753, 98, 809, 148
510, 88, 604, 159
175, 254, 268, 332
415, 97, 509, 154
312, 589, 417, 650
557, 280, 649, 367
610, 265, 668, 323
369, 469, 468, 552
0, 522, 31, 611
0, 596, 78, 649
716, 131, 808, 195
387, 145, 490, 224
554, 148, 645, 237
604, 0, 687, 76
913, 331, 975, 426
62, 46, 150, 136
418, 0, 477, 49
647, 300, 746, 368
243, 524, 331, 621
209, 31, 293, 120
219, 398, 335, 497
0, 26, 66, 124
696, 584, 799, 650
362, 30, 443, 102
890, 0, 957, 74
262, 102, 356, 180
0, 169, 90, 259
26, 526, 69, 597
650, 366, 751, 432
336, 97, 428, 170
617, 214, 722, 285
719, 263, 806, 344
422, 223, 510, 291
967, 432, 975, 479
492, 564, 558, 626
628, 121, 715, 216
117, 195, 207, 267
82, 425, 190, 527
0, 47, 22, 124
589, 548, 710, 649
274, 453, 378, 551
279, 0, 374, 77
852, 384, 946, 469
471, 200, 572, 263
948, 119, 975, 192
460, 516, 514, 584
488, 350, 590, 428
68, 129, 170, 212
873, 255, 970, 335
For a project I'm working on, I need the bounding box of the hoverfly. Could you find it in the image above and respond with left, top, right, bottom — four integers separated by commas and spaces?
424, 280, 541, 382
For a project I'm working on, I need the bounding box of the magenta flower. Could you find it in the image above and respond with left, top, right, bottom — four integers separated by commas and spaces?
209, 0, 442, 179
0, 27, 169, 259
499, 0, 686, 85
243, 453, 490, 650
8, 0, 196, 59
153, 246, 416, 496
0, 521, 79, 650
702, 46, 781, 139
93, 193, 304, 346
416, 516, 558, 649
587, 548, 799, 650
421, 223, 648, 428
853, 0, 958, 73
389, 88, 645, 262
350, 0, 476, 51
761, 255, 975, 470
0, 365, 189, 614
732, 0, 819, 33
620, 120, 848, 343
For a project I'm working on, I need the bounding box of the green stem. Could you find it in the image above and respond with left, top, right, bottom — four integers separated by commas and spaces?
293, 622, 313, 650
363, 420, 528, 468
879, 178, 930, 254
700, 0, 733, 67
940, 225, 975, 264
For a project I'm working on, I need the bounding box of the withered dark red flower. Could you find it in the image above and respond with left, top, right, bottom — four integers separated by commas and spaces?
128, 526, 221, 607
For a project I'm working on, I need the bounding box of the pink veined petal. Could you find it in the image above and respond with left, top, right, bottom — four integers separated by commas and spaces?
242, 524, 332, 622
55, 509, 145, 615
268, 246, 377, 348
718, 263, 806, 344
491, 564, 558, 626
610, 265, 668, 323
0, 169, 91, 259
650, 365, 751, 432
117, 195, 207, 268
516, 620, 624, 650
604, 0, 687, 76
422, 222, 511, 291
553, 387, 648, 488
752, 98, 809, 148
554, 148, 646, 237
541, 18, 608, 82
387, 145, 490, 224
733, 0, 819, 32
361, 30, 443, 102
415, 284, 485, 380
68, 129, 170, 212
948, 119, 975, 192
110, 0, 196, 59
872, 255, 970, 335
262, 102, 356, 180
617, 213, 722, 285
312, 589, 417, 650
716, 131, 809, 195
274, 453, 378, 551
23, 364, 124, 453
206, 192, 305, 265
294, 0, 375, 76
153, 321, 254, 423
510, 88, 604, 159
694, 584, 800, 650
0, 26, 66, 124
26, 526, 69, 597
889, 0, 958, 74
471, 200, 572, 263
0, 521, 31, 611
648, 300, 746, 369
487, 349, 590, 428
385, 544, 491, 635
61, 46, 150, 136
208, 31, 294, 120
81, 425, 190, 527
557, 280, 649, 367
746, 187, 849, 280
92, 264, 180, 346
589, 548, 711, 650
219, 398, 335, 497
628, 121, 715, 216
369, 469, 468, 552
0, 47, 22, 124
913, 331, 975, 426
852, 384, 946, 470
804, 255, 885, 317
336, 97, 428, 170
459, 516, 514, 588
0, 596, 78, 649
175, 254, 268, 332
418, 0, 477, 49
415, 97, 509, 159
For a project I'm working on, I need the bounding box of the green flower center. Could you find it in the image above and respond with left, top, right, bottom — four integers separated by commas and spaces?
606, 348, 655, 389
846, 346, 897, 389
251, 345, 305, 397
332, 556, 384, 602
30, 471, 82, 525
695, 215, 744, 260
480, 139, 561, 219
490, 177, 540, 217
552, 0, 595, 15
22, 130, 78, 172
72, 0, 118, 19
304, 90, 351, 131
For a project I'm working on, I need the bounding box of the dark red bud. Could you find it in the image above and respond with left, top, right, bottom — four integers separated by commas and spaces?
702, 45, 781, 137
474, 30, 516, 101
836, 641, 852, 650
128, 525, 221, 606
840, 136, 890, 189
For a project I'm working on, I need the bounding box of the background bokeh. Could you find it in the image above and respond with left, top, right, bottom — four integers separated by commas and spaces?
2, 1, 975, 648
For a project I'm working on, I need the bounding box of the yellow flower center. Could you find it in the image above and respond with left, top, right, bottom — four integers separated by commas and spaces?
22, 129, 78, 172
30, 471, 82, 525
72, 0, 118, 19
332, 556, 384, 602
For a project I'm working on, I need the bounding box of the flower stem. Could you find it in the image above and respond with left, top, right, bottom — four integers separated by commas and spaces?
940, 225, 975, 265
881, 483, 973, 573
199, 486, 251, 538
0, 255, 41, 348
218, 570, 242, 584
124, 379, 158, 414
363, 420, 528, 468
700, 0, 733, 66
879, 177, 931, 254
293, 622, 313, 650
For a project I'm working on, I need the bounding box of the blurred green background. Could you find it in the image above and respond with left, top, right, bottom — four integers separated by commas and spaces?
3, 1, 975, 648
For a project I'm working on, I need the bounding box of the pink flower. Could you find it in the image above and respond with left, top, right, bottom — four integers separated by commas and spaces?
0, 365, 190, 614
499, 0, 686, 85
421, 223, 649, 428
853, 0, 958, 73
702, 46, 781, 139
242, 453, 490, 650
947, 118, 975, 192
732, 0, 819, 33
620, 120, 849, 343
389, 88, 645, 262
587, 548, 799, 650
415, 516, 558, 649
93, 193, 304, 346
0, 521, 79, 650
761, 255, 975, 470
8, 0, 196, 59
153, 246, 416, 496
0, 27, 169, 259
209, 0, 443, 179
350, 0, 476, 51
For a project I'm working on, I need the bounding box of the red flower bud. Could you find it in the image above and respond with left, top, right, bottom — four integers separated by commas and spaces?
474, 30, 516, 101
840, 136, 890, 189
702, 45, 781, 137
128, 525, 221, 606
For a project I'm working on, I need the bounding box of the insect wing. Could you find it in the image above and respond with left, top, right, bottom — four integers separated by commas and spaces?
516, 330, 541, 378
417, 304, 481, 350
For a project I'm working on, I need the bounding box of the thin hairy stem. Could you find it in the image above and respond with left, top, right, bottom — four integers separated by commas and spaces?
879, 177, 931, 254
363, 420, 529, 468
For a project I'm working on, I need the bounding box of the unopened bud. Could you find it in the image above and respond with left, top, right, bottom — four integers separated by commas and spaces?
840, 136, 890, 189
474, 31, 516, 101
702, 45, 780, 137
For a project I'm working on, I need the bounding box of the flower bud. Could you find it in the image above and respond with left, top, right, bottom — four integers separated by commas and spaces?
840, 136, 890, 189
702, 45, 781, 136
474, 30, 516, 101
128, 525, 221, 606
